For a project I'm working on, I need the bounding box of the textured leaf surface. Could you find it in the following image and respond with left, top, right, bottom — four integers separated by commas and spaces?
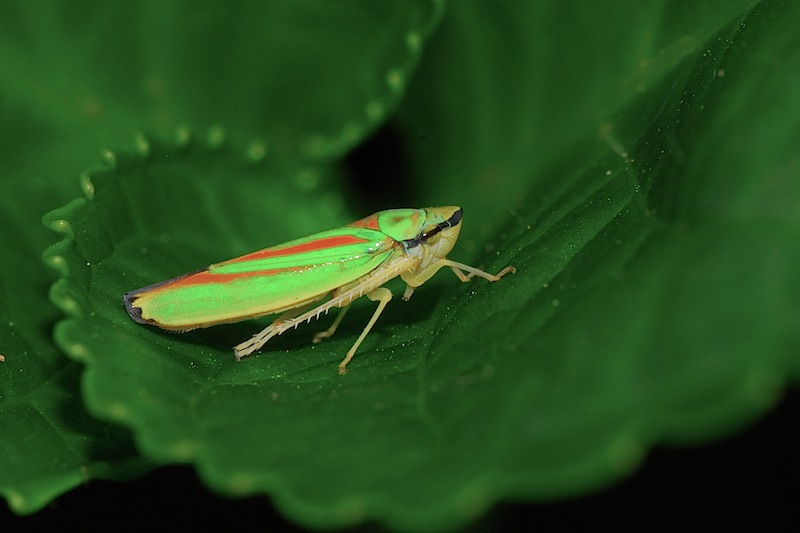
0, 1, 161, 513
2, 0, 799, 530
42, 2, 800, 530
1, 0, 437, 517
0, 207, 148, 514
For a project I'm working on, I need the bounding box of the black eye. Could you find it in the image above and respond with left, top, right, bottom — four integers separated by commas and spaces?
419, 225, 440, 242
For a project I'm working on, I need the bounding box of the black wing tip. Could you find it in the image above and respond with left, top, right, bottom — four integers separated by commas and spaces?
123, 291, 149, 324
121, 270, 204, 326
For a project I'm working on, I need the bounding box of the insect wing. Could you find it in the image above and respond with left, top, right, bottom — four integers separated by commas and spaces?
125, 227, 397, 330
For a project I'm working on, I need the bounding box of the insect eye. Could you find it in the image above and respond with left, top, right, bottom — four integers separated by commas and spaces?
422, 230, 444, 245
419, 226, 436, 241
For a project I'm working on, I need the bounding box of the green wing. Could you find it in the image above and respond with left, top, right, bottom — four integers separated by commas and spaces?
124, 226, 399, 330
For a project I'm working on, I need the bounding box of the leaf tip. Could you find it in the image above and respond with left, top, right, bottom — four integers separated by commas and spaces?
133, 132, 151, 157
79, 172, 95, 199
206, 125, 226, 149
246, 138, 268, 162
175, 124, 192, 146
43, 252, 70, 277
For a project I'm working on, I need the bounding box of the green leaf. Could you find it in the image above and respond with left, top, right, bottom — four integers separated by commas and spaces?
3, 0, 798, 530
41, 1, 800, 529
1, 0, 439, 515
0, 2, 157, 511
0, 190, 148, 515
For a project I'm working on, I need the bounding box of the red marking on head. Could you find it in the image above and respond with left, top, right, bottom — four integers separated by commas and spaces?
347, 214, 382, 231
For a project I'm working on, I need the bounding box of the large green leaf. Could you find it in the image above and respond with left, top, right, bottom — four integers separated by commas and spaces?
2, 0, 798, 529
1, 0, 438, 517
39, 1, 800, 530
0, 207, 149, 514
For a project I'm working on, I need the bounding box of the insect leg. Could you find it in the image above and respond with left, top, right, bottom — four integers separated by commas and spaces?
447, 261, 516, 282
233, 302, 318, 360
338, 287, 392, 375
313, 305, 351, 344
404, 259, 515, 291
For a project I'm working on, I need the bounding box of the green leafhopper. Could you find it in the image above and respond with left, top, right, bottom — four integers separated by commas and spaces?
124, 206, 514, 374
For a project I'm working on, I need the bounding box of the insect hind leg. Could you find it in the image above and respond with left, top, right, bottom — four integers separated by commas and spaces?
233, 301, 319, 360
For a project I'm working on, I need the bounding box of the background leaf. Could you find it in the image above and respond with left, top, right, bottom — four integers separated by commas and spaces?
0, 207, 149, 514
2, 0, 799, 530
1, 0, 438, 518
0, 1, 158, 513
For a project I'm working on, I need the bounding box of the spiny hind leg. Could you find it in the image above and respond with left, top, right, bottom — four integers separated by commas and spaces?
338, 287, 392, 375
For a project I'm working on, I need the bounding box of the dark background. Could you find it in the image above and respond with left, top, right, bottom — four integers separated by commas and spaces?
4, 389, 797, 532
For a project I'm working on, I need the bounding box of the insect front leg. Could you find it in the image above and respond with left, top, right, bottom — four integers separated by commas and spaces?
338, 287, 393, 375
403, 259, 515, 296
446, 260, 516, 283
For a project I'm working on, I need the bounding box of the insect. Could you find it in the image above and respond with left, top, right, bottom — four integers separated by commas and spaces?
124, 206, 514, 374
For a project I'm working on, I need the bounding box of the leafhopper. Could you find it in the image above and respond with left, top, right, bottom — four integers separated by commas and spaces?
124, 206, 514, 374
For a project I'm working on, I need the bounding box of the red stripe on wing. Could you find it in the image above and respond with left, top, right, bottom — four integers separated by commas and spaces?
125, 266, 297, 300
175, 268, 290, 287
224, 234, 372, 264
